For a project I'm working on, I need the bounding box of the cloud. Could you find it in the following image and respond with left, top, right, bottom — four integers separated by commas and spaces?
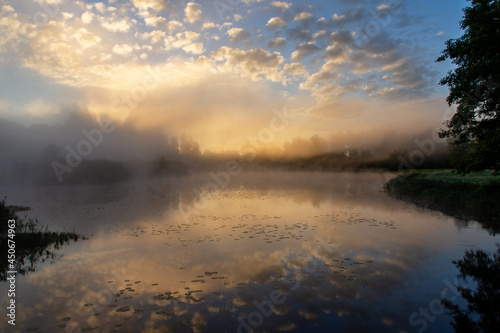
291, 42, 320, 61
72, 28, 101, 49
164, 31, 204, 54
202, 22, 216, 30
33, 0, 63, 3
214, 46, 284, 82
270, 1, 292, 10
283, 62, 306, 75
227, 27, 251, 43
81, 11, 94, 24
293, 12, 313, 22
137, 10, 167, 27
308, 60, 339, 84
286, 28, 313, 41
138, 30, 166, 44
167, 20, 183, 31
268, 37, 286, 48
266, 17, 287, 30
131, 0, 167, 11
112, 44, 134, 56
327, 7, 367, 27
184, 2, 202, 24
94, 3, 106, 13
100, 17, 135, 32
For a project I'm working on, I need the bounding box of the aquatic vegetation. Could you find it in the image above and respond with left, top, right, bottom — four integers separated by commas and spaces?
0, 198, 88, 281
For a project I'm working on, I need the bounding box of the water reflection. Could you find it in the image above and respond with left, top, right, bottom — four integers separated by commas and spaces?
0, 172, 498, 332
442, 246, 500, 333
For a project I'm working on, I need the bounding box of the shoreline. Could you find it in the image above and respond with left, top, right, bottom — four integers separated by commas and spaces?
386, 170, 500, 233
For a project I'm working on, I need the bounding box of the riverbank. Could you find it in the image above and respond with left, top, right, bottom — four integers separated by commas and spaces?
386, 170, 500, 232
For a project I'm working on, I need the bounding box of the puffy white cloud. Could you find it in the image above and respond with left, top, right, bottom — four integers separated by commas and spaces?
308, 60, 339, 84
131, 0, 167, 11
61, 12, 74, 20
294, 12, 313, 22
202, 22, 216, 30
167, 20, 183, 31
94, 3, 106, 13
72, 28, 101, 49
138, 30, 166, 44
266, 17, 286, 30
164, 31, 205, 54
181, 42, 204, 54
270, 1, 292, 10
137, 10, 167, 27
227, 27, 251, 43
184, 2, 202, 24
112, 44, 134, 56
291, 42, 320, 61
283, 62, 306, 75
100, 17, 135, 32
214, 46, 284, 82
81, 11, 94, 24
33, 0, 63, 4
377, 3, 390, 10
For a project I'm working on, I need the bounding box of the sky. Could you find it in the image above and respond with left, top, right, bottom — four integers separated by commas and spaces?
0, 0, 469, 153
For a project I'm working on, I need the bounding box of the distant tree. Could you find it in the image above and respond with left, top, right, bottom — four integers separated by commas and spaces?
437, 0, 500, 172
40, 144, 64, 164
0, 198, 13, 235
169, 136, 180, 156
179, 134, 200, 157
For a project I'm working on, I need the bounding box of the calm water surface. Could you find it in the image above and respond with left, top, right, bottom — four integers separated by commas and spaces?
1, 172, 498, 333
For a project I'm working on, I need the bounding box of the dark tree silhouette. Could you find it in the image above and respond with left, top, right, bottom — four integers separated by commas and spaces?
442, 246, 500, 332
437, 0, 500, 172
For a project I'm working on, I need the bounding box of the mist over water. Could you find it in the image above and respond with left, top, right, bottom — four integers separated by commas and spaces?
0, 109, 450, 187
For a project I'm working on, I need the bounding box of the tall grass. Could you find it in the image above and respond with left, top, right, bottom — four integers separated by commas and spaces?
0, 198, 87, 281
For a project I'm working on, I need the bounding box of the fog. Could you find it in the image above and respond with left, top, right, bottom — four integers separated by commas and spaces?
0, 106, 450, 187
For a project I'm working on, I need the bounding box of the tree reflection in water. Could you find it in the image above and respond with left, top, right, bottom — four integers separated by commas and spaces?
442, 246, 500, 333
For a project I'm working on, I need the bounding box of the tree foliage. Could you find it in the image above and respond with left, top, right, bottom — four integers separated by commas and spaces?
437, 0, 500, 171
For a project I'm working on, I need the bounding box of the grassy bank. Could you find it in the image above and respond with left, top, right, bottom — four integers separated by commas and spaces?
386, 170, 500, 232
